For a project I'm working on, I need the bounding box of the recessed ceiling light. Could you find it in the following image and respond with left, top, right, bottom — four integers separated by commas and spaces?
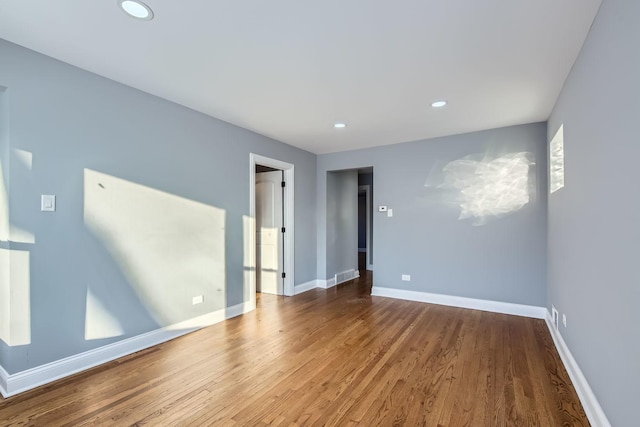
118, 0, 154, 20
334, 123, 347, 129
431, 100, 448, 108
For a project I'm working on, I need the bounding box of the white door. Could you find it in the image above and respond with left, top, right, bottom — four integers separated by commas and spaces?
256, 170, 284, 295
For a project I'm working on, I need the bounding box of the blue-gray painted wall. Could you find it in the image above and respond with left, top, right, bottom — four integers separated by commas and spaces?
547, 0, 639, 425
0, 86, 9, 370
319, 123, 548, 306
0, 39, 317, 373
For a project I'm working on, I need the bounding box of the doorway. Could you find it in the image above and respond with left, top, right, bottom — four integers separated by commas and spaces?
249, 154, 295, 302
255, 166, 284, 295
358, 169, 373, 272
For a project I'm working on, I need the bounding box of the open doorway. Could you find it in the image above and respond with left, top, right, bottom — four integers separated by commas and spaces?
249, 154, 294, 304
358, 186, 368, 272
358, 168, 373, 272
255, 165, 284, 295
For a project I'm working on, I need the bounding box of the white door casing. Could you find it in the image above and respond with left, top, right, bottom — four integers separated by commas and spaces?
249, 154, 294, 303
256, 170, 284, 295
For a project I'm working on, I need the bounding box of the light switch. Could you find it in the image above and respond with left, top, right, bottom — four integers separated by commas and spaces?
378, 206, 388, 212
41, 195, 56, 212
387, 208, 393, 217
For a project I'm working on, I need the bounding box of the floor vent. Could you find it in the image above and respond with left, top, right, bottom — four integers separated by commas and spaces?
335, 269, 358, 286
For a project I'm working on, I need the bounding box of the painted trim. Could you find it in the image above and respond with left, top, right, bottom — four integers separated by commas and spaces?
317, 278, 337, 289
0, 364, 8, 397
371, 286, 547, 319
250, 153, 295, 298
0, 302, 250, 398
544, 313, 611, 427
294, 280, 320, 295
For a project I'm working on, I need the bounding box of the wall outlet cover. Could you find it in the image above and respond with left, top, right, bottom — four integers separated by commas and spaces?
41, 194, 56, 211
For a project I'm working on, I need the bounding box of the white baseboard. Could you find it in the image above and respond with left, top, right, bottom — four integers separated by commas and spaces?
317, 278, 336, 289
0, 364, 8, 397
544, 314, 611, 427
371, 286, 547, 319
294, 280, 320, 295
0, 301, 251, 398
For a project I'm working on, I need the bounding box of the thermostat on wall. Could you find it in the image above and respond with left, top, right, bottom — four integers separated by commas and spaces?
378, 206, 388, 212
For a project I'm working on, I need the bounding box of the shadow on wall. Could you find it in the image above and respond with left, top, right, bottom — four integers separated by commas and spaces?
425, 151, 536, 225
83, 169, 227, 339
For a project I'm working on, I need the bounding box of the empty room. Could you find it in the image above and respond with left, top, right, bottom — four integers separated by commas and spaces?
0, 0, 636, 425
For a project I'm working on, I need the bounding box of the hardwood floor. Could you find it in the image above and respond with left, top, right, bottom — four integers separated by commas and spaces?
0, 272, 588, 426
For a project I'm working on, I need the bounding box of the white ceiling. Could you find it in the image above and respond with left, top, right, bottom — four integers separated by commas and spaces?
0, 0, 602, 154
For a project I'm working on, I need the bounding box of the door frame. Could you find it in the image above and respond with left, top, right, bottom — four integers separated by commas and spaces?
358, 185, 373, 271
250, 153, 295, 299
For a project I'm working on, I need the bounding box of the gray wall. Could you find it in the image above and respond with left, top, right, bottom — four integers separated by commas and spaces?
0, 39, 316, 374
547, 0, 638, 424
318, 123, 547, 306
326, 170, 358, 278
0, 86, 9, 369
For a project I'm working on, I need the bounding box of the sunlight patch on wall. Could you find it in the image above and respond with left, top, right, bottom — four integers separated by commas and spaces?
426, 152, 535, 225
85, 288, 124, 340
258, 227, 280, 294
550, 124, 565, 193
9, 225, 35, 244
13, 149, 32, 171
84, 169, 226, 326
0, 249, 9, 344
0, 248, 31, 346
0, 87, 8, 241
0, 159, 8, 242
243, 215, 256, 305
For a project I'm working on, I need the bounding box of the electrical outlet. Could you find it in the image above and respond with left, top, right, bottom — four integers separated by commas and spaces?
552, 305, 559, 330
562, 314, 567, 328
192, 295, 204, 305
401, 274, 411, 281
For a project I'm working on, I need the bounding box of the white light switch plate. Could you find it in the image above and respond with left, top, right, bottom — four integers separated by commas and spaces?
387, 208, 393, 217
41, 195, 56, 211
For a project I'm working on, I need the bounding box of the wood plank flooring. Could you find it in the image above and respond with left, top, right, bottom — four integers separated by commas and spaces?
0, 271, 588, 426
